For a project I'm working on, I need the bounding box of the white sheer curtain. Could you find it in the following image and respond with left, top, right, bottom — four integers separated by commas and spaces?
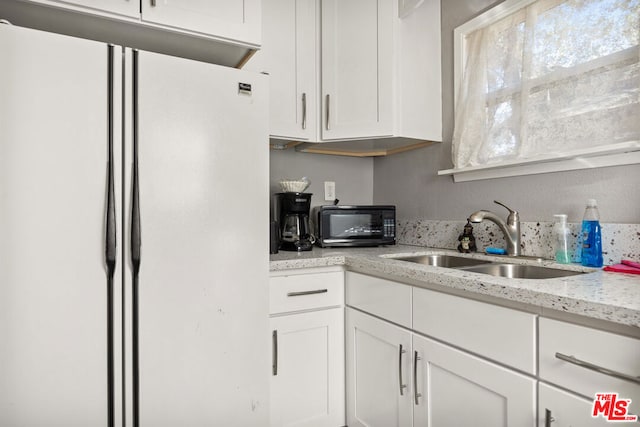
452, 0, 640, 169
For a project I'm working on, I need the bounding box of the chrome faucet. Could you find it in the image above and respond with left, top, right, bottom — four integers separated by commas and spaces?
469, 201, 521, 256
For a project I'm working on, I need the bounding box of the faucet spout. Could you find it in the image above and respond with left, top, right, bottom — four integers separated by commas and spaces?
469, 201, 521, 256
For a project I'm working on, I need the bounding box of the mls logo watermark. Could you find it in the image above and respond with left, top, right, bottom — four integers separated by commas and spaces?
592, 393, 638, 422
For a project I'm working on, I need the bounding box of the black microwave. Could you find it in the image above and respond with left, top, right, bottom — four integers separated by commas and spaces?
313, 205, 396, 247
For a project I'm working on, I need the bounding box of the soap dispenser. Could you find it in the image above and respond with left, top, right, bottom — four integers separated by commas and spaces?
553, 214, 570, 264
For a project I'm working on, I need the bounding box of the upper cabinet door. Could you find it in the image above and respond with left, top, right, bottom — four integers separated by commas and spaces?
28, 0, 139, 18
321, 0, 394, 140
140, 0, 261, 45
247, 0, 317, 141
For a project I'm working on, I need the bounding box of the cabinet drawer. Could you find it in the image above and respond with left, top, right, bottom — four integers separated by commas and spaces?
413, 287, 536, 374
345, 272, 412, 328
539, 318, 640, 405
270, 271, 344, 315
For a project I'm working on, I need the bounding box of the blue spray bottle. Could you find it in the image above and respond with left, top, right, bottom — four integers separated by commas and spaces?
580, 199, 603, 268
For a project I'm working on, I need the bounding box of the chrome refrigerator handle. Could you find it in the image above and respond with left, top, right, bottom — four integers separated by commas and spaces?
131, 49, 142, 427
105, 44, 116, 427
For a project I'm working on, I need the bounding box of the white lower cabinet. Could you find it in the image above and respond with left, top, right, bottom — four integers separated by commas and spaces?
345, 272, 536, 427
271, 309, 345, 427
539, 317, 640, 425
412, 334, 536, 427
538, 383, 612, 427
269, 268, 345, 427
346, 308, 413, 427
346, 307, 536, 427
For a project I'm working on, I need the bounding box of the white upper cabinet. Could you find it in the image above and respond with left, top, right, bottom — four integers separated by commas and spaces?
247, 0, 318, 141
321, 0, 393, 140
141, 0, 261, 45
29, 0, 138, 17
249, 0, 442, 148
47, 0, 140, 18
23, 0, 261, 46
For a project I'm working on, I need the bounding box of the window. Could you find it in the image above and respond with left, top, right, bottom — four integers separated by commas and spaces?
440, 0, 640, 182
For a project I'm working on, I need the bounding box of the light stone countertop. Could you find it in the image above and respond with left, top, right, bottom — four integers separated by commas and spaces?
270, 245, 640, 330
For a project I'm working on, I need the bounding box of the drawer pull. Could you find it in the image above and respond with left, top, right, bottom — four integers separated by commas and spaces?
398, 344, 407, 396
555, 352, 640, 385
287, 289, 328, 297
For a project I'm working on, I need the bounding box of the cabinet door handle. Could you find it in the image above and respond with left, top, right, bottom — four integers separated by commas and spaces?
150, 0, 156, 6
325, 94, 330, 130
545, 409, 555, 427
398, 344, 407, 396
287, 289, 327, 297
301, 93, 307, 130
414, 351, 422, 405
272, 330, 278, 376
555, 352, 640, 385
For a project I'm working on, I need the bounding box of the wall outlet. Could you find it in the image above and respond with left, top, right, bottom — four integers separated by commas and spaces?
324, 181, 336, 201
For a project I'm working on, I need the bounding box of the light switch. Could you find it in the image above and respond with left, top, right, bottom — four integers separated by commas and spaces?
324, 181, 336, 201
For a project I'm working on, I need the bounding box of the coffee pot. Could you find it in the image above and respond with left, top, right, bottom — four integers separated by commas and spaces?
275, 192, 314, 251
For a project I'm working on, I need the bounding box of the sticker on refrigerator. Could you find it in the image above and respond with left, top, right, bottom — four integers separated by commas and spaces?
238, 82, 252, 95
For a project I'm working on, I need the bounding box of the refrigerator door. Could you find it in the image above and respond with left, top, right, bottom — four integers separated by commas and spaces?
127, 50, 269, 426
0, 25, 122, 426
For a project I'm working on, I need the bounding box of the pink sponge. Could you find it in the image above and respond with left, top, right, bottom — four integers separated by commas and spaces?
603, 260, 640, 275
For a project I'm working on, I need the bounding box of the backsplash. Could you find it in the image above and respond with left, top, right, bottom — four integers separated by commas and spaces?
397, 219, 640, 265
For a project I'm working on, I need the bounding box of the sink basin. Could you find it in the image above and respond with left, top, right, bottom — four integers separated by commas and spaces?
393, 254, 493, 268
390, 254, 584, 280
458, 263, 584, 279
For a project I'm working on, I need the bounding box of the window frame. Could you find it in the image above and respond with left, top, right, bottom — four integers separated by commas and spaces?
439, 0, 640, 182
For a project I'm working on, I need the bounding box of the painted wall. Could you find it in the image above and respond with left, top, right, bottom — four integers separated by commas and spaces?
269, 149, 374, 212
373, 0, 640, 224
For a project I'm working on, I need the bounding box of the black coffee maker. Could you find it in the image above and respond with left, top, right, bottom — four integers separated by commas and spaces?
276, 192, 314, 251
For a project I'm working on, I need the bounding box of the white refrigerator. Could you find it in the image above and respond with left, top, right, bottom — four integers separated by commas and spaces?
0, 23, 269, 427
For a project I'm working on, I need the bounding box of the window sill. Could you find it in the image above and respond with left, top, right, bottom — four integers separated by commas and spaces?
438, 141, 640, 182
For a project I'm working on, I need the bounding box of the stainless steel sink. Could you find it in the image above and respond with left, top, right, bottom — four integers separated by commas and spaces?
392, 254, 493, 268
391, 253, 585, 280
458, 263, 584, 279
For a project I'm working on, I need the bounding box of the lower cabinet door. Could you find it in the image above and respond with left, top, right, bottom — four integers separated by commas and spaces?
539, 383, 621, 427
346, 308, 413, 427
270, 308, 345, 427
412, 334, 536, 427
